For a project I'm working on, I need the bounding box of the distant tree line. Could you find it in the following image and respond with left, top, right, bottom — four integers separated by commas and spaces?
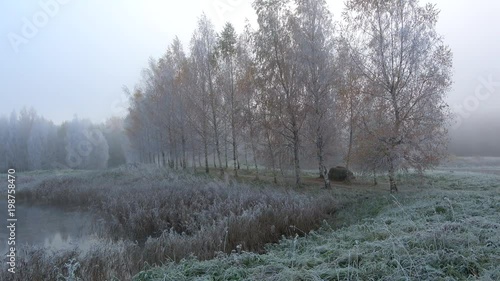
125, 0, 453, 191
0, 108, 127, 172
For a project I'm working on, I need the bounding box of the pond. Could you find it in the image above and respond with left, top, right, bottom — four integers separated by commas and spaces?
0, 201, 94, 255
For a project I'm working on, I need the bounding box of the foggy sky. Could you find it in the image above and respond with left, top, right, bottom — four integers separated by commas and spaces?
1, 0, 499, 155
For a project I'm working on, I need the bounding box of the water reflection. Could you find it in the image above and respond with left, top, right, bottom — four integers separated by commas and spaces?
43, 232, 75, 251
0, 201, 94, 255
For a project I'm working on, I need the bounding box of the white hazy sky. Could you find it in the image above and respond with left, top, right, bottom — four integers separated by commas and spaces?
1, 0, 499, 126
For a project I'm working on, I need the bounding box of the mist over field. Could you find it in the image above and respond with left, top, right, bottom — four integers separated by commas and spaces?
1, 0, 499, 159
450, 112, 500, 157
1, 0, 499, 280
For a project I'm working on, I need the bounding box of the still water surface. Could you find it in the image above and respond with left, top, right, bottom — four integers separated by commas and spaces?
0, 201, 94, 255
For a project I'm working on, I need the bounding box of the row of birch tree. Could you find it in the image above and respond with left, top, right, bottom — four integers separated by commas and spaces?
125, 0, 453, 191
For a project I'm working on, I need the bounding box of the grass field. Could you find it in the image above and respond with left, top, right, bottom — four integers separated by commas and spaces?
133, 168, 500, 280
1, 157, 499, 280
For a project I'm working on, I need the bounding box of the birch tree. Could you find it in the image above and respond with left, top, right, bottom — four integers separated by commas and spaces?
125, 88, 154, 164
237, 22, 261, 178
190, 21, 213, 173
294, 0, 336, 188
335, 40, 366, 171
343, 0, 453, 192
191, 14, 224, 175
253, 0, 307, 187
217, 22, 239, 177
167, 37, 190, 169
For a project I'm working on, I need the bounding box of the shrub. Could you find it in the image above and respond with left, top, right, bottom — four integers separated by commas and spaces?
328, 166, 355, 182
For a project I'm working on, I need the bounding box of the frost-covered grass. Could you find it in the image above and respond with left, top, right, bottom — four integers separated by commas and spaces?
134, 170, 500, 280
442, 156, 500, 168
2, 165, 337, 281
438, 156, 500, 176
5, 237, 140, 281
2, 161, 499, 280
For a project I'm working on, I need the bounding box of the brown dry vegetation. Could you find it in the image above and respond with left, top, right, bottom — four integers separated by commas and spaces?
2, 165, 337, 280
3, 158, 498, 280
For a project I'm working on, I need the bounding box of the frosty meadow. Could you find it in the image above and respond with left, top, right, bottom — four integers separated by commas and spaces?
1, 0, 499, 280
